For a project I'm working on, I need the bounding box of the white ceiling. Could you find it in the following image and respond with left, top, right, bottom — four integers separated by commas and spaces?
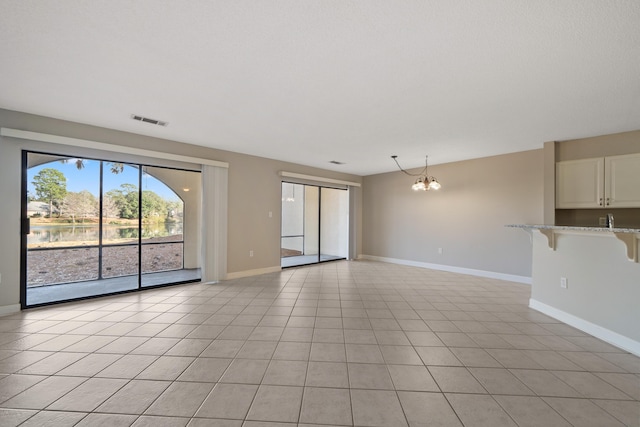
1, 1, 639, 176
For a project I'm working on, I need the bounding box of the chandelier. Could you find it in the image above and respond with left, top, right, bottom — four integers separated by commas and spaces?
391, 155, 441, 191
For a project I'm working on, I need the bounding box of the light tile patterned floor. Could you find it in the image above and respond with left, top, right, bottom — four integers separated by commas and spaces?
0, 260, 638, 426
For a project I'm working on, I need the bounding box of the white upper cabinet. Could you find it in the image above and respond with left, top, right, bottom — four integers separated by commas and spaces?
605, 153, 640, 208
556, 154, 640, 209
556, 158, 604, 208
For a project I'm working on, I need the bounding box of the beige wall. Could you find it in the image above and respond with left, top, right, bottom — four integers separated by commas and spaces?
362, 150, 544, 278
531, 231, 640, 352
0, 108, 363, 310
555, 129, 640, 161
543, 140, 556, 225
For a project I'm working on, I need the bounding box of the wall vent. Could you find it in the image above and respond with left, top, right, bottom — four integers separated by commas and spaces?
131, 114, 168, 127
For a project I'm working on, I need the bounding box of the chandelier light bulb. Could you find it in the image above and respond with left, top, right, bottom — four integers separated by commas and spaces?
412, 178, 427, 191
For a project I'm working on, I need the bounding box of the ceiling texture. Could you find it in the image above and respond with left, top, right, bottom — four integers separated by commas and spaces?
1, 1, 639, 176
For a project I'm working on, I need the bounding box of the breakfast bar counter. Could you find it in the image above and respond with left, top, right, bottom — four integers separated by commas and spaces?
507, 224, 640, 262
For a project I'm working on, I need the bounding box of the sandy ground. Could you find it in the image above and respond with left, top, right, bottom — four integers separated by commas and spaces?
27, 238, 183, 287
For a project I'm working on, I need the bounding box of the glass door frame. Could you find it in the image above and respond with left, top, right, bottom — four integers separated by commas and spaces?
21, 149, 201, 309
280, 181, 349, 268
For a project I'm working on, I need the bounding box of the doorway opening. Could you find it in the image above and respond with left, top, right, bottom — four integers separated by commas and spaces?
22, 151, 202, 307
281, 182, 348, 268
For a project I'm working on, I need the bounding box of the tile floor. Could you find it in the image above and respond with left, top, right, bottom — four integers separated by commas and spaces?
0, 260, 638, 427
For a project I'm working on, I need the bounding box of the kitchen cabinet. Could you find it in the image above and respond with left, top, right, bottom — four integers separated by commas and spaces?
605, 154, 640, 208
556, 153, 640, 208
556, 157, 604, 208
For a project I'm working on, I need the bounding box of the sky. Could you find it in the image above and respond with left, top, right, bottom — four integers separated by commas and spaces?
27, 158, 181, 201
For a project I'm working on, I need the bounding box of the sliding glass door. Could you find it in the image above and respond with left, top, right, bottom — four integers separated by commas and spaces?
140, 165, 201, 287
320, 187, 349, 261
281, 182, 348, 268
25, 154, 104, 299
23, 151, 201, 307
100, 162, 141, 292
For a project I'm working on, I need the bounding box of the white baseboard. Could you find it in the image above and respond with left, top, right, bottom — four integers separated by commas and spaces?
359, 255, 532, 285
225, 266, 281, 280
0, 304, 21, 317
530, 299, 640, 357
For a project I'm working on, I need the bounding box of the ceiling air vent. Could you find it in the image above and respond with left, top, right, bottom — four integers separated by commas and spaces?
131, 114, 168, 127
329, 160, 345, 165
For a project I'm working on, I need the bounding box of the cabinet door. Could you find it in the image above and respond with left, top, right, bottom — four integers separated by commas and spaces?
556, 158, 604, 208
605, 153, 640, 207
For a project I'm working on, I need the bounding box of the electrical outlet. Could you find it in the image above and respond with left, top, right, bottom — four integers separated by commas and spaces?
249, 250, 254, 257
599, 217, 606, 226
268, 211, 273, 218
438, 248, 443, 255
560, 277, 568, 289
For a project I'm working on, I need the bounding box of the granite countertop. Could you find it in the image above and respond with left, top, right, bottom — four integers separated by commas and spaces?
506, 224, 640, 234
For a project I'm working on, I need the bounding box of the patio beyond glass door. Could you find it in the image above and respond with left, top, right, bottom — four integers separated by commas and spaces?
281, 182, 348, 268
23, 151, 201, 307
100, 162, 140, 292
25, 154, 106, 304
